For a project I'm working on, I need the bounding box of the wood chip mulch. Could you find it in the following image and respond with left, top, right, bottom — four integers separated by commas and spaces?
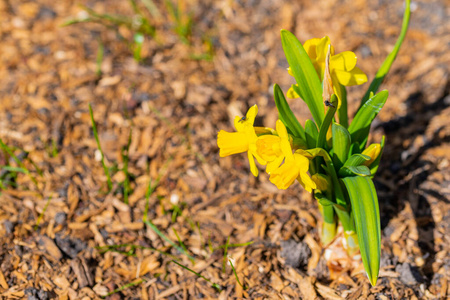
0, 0, 448, 299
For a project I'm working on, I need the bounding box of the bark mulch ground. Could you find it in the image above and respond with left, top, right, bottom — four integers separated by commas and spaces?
0, 0, 449, 299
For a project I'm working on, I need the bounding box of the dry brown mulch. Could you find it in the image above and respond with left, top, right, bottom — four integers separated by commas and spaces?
0, 0, 449, 299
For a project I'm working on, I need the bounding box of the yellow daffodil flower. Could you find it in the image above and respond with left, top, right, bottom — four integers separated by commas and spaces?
217, 105, 266, 176
269, 135, 316, 192
256, 120, 290, 174
287, 36, 368, 106
362, 143, 381, 166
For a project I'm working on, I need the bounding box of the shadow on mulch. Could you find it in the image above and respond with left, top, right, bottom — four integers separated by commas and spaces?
376, 78, 450, 279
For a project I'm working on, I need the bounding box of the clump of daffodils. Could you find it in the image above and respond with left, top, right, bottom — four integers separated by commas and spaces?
217, 5, 410, 285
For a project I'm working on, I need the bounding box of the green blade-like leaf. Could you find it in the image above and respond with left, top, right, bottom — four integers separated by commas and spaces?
341, 176, 381, 286
316, 94, 337, 149
369, 135, 385, 177
349, 142, 361, 157
341, 153, 370, 170
339, 165, 371, 177
315, 193, 334, 207
305, 119, 318, 149
332, 123, 351, 170
359, 0, 410, 108
348, 90, 389, 150
273, 84, 306, 141
336, 84, 348, 128
280, 30, 324, 127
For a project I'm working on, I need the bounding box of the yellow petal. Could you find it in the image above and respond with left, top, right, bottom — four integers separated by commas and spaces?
217, 131, 249, 157
330, 51, 357, 72
234, 105, 258, 131
293, 153, 310, 172
316, 36, 333, 62
248, 151, 259, 177
275, 120, 289, 140
266, 156, 284, 174
287, 67, 294, 77
269, 161, 299, 189
362, 143, 381, 166
334, 67, 368, 86
255, 135, 280, 161
298, 172, 317, 193
287, 85, 300, 99
303, 38, 321, 60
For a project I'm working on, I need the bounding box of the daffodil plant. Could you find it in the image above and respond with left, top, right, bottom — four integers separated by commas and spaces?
217, 0, 410, 286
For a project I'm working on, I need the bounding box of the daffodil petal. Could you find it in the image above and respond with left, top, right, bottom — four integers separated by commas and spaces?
248, 151, 258, 177
266, 155, 284, 174
217, 131, 249, 157
269, 161, 298, 189
298, 172, 316, 193
234, 105, 258, 131
330, 51, 357, 72
316, 36, 333, 62
287, 85, 300, 99
303, 38, 321, 59
275, 120, 289, 140
334, 67, 368, 86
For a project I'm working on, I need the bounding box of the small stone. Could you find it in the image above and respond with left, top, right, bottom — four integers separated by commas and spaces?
54, 212, 67, 225
280, 240, 311, 269
55, 233, 86, 258
3, 221, 15, 234
395, 262, 424, 285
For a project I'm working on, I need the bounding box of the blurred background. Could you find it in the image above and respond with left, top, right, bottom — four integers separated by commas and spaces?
0, 0, 448, 299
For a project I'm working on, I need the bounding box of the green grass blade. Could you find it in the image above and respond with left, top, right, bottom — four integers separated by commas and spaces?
229, 258, 247, 290
360, 0, 411, 108
341, 176, 381, 286
348, 91, 389, 150
106, 279, 144, 297
35, 194, 53, 230
222, 236, 230, 273
171, 260, 222, 291
280, 30, 324, 127
89, 103, 113, 191
0, 139, 38, 187
143, 220, 194, 261
273, 84, 306, 141
122, 129, 133, 204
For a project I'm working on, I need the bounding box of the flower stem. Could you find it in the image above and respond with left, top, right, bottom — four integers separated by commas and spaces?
319, 203, 337, 245
333, 206, 359, 256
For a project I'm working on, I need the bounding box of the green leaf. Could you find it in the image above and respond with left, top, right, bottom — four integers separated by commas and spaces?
349, 142, 361, 157
332, 123, 351, 170
339, 165, 371, 177
348, 90, 389, 150
369, 136, 385, 177
305, 119, 318, 149
360, 0, 411, 108
316, 94, 337, 149
315, 192, 334, 207
341, 176, 381, 286
273, 84, 306, 141
342, 154, 370, 168
336, 84, 348, 128
280, 30, 324, 127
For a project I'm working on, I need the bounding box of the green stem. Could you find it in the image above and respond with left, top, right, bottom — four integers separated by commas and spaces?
333, 205, 359, 256
319, 203, 337, 245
